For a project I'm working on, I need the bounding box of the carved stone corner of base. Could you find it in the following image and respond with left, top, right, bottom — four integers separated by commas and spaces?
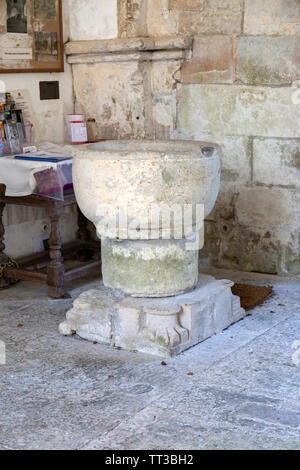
58, 278, 246, 357
58, 321, 75, 336
232, 295, 245, 322
143, 306, 189, 347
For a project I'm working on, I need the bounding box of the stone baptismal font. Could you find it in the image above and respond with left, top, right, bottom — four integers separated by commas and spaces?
59, 140, 245, 356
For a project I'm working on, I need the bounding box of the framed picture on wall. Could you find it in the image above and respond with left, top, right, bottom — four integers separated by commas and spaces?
0, 0, 64, 73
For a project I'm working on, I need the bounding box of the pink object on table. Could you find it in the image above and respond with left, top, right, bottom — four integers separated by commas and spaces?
33, 161, 73, 199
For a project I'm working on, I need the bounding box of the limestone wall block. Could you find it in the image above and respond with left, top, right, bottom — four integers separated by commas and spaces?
220, 224, 280, 274
170, 0, 205, 10
174, 133, 251, 184
282, 229, 300, 275
147, 0, 179, 37
235, 187, 300, 228
253, 139, 300, 188
151, 60, 180, 94
181, 35, 234, 84
237, 36, 300, 85
177, 84, 300, 138
244, 0, 300, 35
72, 61, 145, 140
177, 0, 243, 35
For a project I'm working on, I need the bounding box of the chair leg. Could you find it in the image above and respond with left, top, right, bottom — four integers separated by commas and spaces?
46, 201, 66, 298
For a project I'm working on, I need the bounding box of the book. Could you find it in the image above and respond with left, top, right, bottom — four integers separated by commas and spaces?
14, 150, 72, 163
14, 156, 71, 163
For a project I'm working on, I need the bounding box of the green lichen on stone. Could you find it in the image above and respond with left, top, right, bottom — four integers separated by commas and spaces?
162, 168, 175, 184
101, 239, 198, 296
284, 235, 300, 275
156, 336, 167, 346
219, 225, 279, 274
238, 59, 276, 86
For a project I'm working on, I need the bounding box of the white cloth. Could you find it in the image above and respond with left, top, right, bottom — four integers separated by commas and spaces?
0, 143, 72, 197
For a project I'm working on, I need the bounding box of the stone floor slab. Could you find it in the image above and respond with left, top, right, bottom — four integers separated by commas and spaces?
0, 272, 299, 450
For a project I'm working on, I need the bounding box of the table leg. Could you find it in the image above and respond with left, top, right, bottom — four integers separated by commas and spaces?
0, 200, 9, 289
46, 201, 66, 298
0, 184, 11, 288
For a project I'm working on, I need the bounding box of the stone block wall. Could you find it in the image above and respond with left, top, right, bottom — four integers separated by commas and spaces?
68, 1, 300, 276
115, 0, 300, 275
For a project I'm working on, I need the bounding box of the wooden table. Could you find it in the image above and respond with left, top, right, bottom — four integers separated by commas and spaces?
0, 183, 101, 298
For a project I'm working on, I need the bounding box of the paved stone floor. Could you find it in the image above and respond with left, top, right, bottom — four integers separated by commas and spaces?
0, 271, 299, 450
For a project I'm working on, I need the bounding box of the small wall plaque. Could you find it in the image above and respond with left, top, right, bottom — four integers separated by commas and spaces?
39, 81, 60, 100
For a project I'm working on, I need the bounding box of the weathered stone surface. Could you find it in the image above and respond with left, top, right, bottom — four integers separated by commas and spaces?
200, 181, 300, 275
174, 133, 251, 184
145, 0, 243, 36
170, 0, 204, 10
253, 139, 300, 187
199, 184, 280, 274
68, 0, 300, 278
178, 11, 241, 35
58, 133, 242, 356
151, 60, 180, 94
235, 187, 300, 228
118, 0, 245, 37
205, 182, 237, 224
221, 224, 280, 274
214, 136, 251, 183
178, 0, 243, 35
73, 61, 145, 140
177, 85, 300, 138
59, 276, 245, 357
199, 182, 237, 269
237, 37, 300, 85
72, 140, 221, 240
65, 36, 192, 55
244, 0, 300, 35
2, 281, 300, 450
101, 237, 199, 297
151, 60, 180, 138
181, 35, 234, 84
71, 139, 220, 298
125, 0, 148, 37
200, 219, 221, 265
68, 0, 118, 40
201, 213, 280, 274
152, 92, 177, 139
69, 37, 191, 140
283, 229, 300, 275
147, 0, 179, 37
117, 0, 128, 38
205, 0, 242, 13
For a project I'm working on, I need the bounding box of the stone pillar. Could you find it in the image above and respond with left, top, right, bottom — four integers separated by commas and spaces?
101, 237, 199, 297
65, 36, 192, 141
